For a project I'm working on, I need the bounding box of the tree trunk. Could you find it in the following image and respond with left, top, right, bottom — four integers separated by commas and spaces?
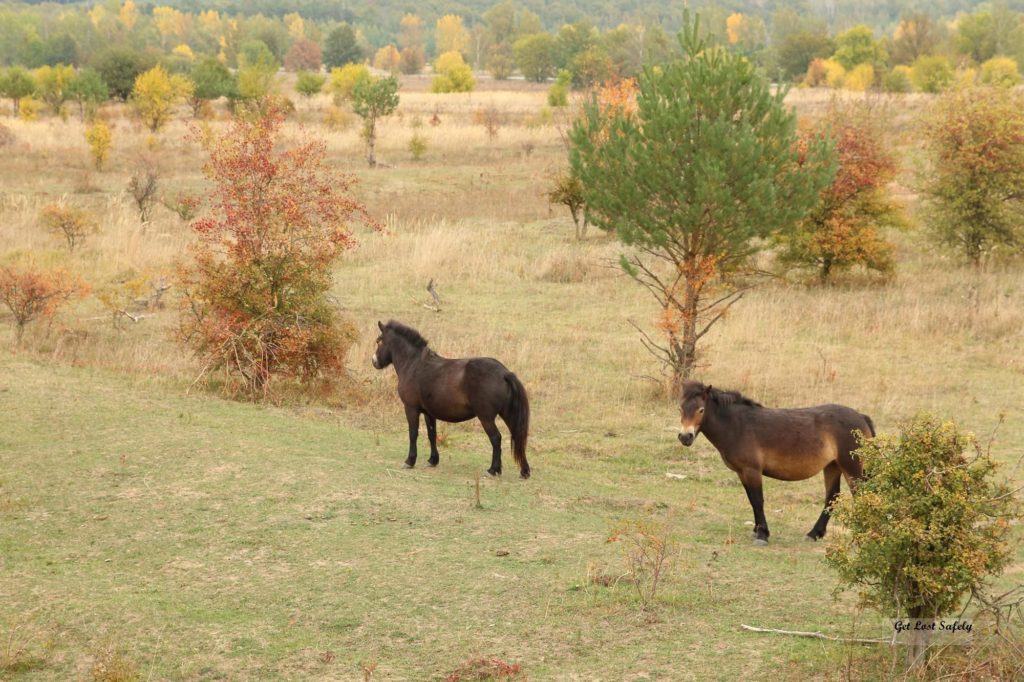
820, 258, 832, 285
673, 267, 700, 390
906, 607, 933, 669
366, 119, 377, 168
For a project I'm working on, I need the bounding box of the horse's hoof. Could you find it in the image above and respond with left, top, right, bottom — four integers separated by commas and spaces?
519, 472, 530, 480
752, 538, 769, 547
485, 470, 500, 478
402, 462, 414, 470
427, 461, 439, 468
805, 534, 820, 542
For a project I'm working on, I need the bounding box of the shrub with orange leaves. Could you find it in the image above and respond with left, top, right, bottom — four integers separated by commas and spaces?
178, 103, 373, 397
922, 86, 1024, 265
776, 108, 903, 283
39, 203, 99, 252
0, 265, 89, 343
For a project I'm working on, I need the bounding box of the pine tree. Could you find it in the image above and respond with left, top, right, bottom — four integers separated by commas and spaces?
569, 14, 834, 389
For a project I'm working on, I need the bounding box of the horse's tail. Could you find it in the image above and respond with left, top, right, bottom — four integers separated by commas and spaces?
861, 413, 876, 438
504, 373, 530, 479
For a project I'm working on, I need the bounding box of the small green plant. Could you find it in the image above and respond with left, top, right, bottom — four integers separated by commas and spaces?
160, 190, 201, 222
548, 69, 571, 107
408, 132, 427, 161
881, 66, 913, 93
547, 170, 588, 239
826, 414, 1020, 667
295, 71, 326, 97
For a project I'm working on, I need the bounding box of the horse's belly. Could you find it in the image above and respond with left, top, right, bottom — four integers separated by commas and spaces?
423, 402, 474, 423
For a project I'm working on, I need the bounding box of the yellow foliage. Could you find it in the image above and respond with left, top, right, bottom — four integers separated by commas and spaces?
436, 14, 469, 55
824, 59, 846, 88
373, 45, 402, 74
85, 119, 112, 171
198, 10, 220, 32
844, 63, 874, 91
434, 50, 466, 75
153, 6, 189, 45
979, 57, 1021, 88
172, 44, 195, 61
328, 64, 370, 103
131, 66, 193, 132
119, 0, 138, 30
89, 5, 107, 30
957, 68, 977, 87
726, 13, 744, 45
285, 13, 305, 41
18, 97, 40, 122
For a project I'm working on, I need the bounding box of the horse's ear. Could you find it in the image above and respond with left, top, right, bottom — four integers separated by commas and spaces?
377, 320, 385, 332
703, 384, 713, 398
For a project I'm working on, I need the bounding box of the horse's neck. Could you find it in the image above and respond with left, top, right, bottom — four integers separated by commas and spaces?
391, 342, 426, 375
701, 402, 736, 447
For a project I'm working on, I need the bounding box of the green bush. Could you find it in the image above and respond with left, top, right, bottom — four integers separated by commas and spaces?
547, 69, 571, 107
979, 56, 1021, 88
911, 55, 954, 93
826, 414, 1020, 664
882, 66, 913, 93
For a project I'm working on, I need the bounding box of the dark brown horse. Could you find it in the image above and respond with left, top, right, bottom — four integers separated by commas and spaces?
371, 320, 531, 479
678, 381, 873, 545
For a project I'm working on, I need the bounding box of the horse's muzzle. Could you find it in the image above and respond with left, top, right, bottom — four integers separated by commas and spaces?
371, 356, 380, 369
678, 432, 695, 447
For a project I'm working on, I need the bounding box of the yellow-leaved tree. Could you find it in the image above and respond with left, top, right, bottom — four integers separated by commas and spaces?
436, 15, 470, 56
131, 66, 193, 132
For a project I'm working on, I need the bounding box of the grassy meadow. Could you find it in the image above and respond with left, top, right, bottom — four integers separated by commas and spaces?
1, 81, 1023, 680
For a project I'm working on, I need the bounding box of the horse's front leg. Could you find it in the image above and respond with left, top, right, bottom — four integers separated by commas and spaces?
425, 414, 440, 467
739, 469, 770, 546
403, 405, 420, 469
480, 416, 502, 477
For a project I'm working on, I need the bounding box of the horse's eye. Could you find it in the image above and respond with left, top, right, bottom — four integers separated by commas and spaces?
698, 407, 705, 414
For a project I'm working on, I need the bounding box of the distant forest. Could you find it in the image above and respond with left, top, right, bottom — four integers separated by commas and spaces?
17, 1, 1024, 37
4, 0, 1024, 103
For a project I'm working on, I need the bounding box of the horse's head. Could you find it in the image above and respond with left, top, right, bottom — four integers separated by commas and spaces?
678, 381, 712, 447
371, 321, 393, 369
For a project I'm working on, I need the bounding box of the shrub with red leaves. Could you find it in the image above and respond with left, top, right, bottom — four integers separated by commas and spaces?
0, 265, 89, 343
777, 107, 904, 283
178, 103, 373, 397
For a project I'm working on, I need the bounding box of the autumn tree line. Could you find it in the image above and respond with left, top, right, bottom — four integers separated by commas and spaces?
3, 1, 1024, 103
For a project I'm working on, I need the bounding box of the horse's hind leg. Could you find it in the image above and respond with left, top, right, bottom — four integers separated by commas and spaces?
739, 469, 770, 546
425, 414, 440, 467
807, 462, 842, 541
479, 416, 502, 477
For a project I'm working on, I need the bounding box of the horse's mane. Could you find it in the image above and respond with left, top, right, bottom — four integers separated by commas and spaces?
384, 320, 429, 349
683, 381, 763, 409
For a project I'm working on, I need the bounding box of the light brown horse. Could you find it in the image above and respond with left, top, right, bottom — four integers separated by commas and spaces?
678, 381, 873, 545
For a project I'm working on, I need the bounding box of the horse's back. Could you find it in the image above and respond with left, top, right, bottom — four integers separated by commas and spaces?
745, 403, 871, 480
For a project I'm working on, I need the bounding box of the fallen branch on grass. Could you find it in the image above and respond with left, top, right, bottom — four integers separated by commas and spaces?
740, 624, 895, 645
